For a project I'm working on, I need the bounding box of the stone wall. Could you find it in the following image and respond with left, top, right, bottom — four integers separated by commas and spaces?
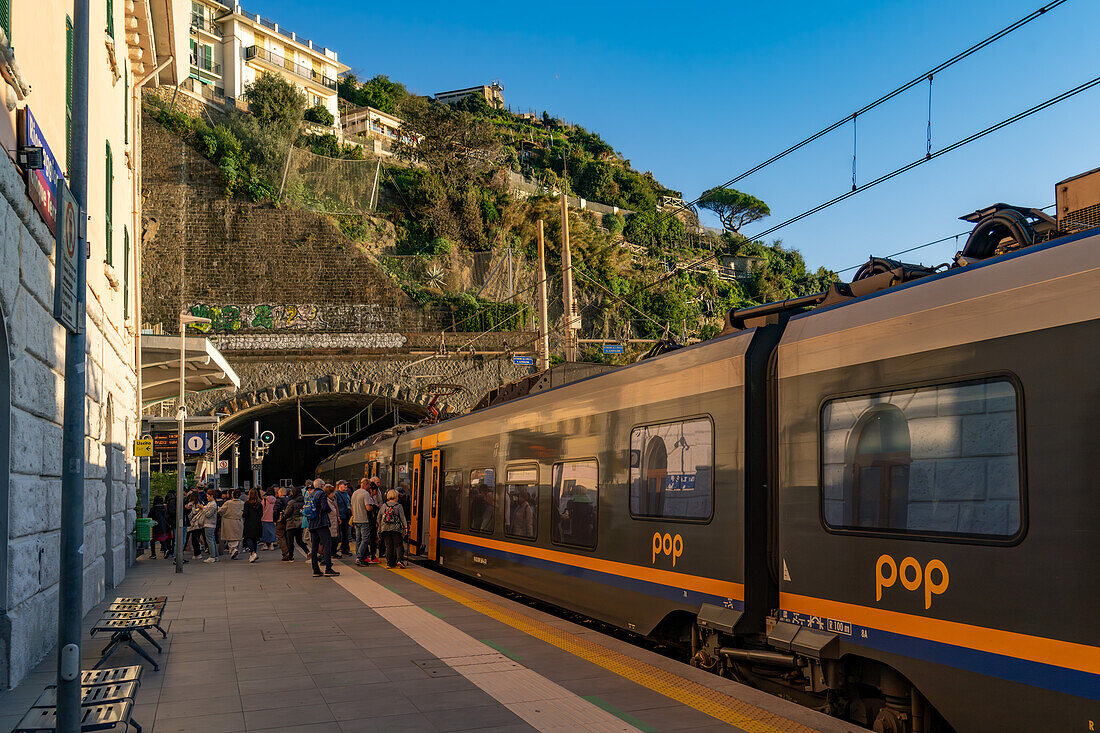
140, 113, 442, 334
0, 153, 138, 689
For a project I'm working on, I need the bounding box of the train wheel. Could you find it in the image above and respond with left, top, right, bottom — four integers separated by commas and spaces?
872, 707, 909, 733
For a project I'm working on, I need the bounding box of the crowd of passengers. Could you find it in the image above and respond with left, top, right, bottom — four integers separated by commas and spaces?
144, 477, 411, 575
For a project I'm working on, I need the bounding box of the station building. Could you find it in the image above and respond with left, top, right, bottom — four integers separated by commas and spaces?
0, 0, 187, 690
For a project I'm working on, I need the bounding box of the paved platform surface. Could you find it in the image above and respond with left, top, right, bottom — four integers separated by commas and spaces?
0, 550, 865, 732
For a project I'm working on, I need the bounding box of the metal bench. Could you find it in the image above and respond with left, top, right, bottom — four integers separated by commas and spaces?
90, 616, 165, 671
78, 666, 142, 687
13, 667, 145, 733
33, 680, 139, 707
12, 699, 141, 732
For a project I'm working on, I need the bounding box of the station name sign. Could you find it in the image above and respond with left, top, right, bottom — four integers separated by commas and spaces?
16, 108, 63, 236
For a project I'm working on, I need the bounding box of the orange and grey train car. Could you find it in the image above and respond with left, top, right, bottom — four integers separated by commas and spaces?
320, 222, 1100, 732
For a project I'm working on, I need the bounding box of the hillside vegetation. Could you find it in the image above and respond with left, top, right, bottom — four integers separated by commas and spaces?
146, 73, 836, 355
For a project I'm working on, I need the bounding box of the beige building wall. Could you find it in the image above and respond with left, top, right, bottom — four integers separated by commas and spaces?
0, 0, 182, 690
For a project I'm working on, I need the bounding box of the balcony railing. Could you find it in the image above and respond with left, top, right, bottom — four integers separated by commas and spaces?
190, 54, 222, 76
190, 15, 223, 37
182, 77, 225, 102
244, 45, 336, 90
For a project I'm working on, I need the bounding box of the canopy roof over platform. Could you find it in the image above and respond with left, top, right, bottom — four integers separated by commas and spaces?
141, 335, 240, 404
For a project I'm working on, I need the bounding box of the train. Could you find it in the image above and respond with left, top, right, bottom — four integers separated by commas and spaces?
318, 168, 1100, 733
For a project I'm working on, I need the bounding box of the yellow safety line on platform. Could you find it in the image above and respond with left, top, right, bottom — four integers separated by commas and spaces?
395, 567, 817, 733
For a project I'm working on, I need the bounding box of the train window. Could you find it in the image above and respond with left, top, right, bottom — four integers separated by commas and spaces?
396, 463, 411, 495
504, 464, 538, 540
441, 471, 462, 529
629, 418, 714, 520
821, 378, 1023, 539
552, 460, 598, 549
468, 468, 496, 533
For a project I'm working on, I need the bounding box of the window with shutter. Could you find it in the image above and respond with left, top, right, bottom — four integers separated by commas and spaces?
123, 227, 130, 319
106, 0, 114, 37
105, 142, 113, 265
0, 0, 11, 44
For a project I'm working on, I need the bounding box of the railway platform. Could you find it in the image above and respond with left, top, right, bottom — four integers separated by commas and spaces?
0, 553, 863, 733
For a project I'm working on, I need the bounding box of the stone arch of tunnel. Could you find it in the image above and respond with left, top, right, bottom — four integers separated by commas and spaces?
201, 376, 439, 486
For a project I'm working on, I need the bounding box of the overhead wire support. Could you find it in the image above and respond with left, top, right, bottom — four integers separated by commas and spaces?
745, 73, 1100, 243
654, 0, 1068, 223
926, 74, 935, 159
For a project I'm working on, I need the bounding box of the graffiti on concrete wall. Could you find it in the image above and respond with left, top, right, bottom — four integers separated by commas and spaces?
187, 304, 324, 332
186, 304, 394, 332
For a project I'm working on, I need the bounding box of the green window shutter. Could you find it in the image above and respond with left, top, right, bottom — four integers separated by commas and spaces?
106, 0, 113, 38
66, 18, 73, 172
123, 66, 128, 144
123, 227, 130, 319
105, 142, 113, 266
0, 0, 11, 44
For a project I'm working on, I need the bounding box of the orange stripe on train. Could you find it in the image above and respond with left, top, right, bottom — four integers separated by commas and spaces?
440, 530, 745, 601
781, 592, 1100, 676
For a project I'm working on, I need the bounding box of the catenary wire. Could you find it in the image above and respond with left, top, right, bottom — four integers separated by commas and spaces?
653, 0, 1069, 225
743, 74, 1100, 242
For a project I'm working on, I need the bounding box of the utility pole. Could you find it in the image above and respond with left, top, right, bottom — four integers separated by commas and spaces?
57, 2, 89, 726
536, 219, 550, 371
560, 193, 578, 361
252, 421, 261, 489
231, 443, 239, 488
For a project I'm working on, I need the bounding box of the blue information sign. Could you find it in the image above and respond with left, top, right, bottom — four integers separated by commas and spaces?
183, 432, 209, 455
602, 343, 624, 354
17, 108, 63, 236
513, 356, 535, 366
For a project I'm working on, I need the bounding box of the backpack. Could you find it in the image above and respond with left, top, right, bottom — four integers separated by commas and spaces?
381, 501, 400, 525
302, 490, 319, 523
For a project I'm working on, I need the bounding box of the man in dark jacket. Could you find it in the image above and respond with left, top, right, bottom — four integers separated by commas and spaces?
334, 480, 352, 557
307, 479, 338, 577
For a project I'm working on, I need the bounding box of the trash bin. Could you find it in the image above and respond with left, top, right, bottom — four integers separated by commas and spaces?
134, 517, 154, 543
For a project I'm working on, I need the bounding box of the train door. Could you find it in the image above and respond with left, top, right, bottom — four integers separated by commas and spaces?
427, 449, 441, 560
410, 453, 421, 554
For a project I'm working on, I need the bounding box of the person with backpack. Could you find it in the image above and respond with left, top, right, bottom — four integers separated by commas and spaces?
352, 478, 377, 566
377, 489, 408, 569
283, 487, 307, 561
305, 479, 338, 577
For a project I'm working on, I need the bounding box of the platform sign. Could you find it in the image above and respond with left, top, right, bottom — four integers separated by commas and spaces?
218, 459, 229, 475
153, 433, 178, 455
513, 356, 535, 366
184, 432, 209, 455
602, 343, 624, 354
133, 438, 154, 457
53, 180, 82, 333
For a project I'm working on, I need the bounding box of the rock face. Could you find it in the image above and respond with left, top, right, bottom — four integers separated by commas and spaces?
0, 134, 137, 690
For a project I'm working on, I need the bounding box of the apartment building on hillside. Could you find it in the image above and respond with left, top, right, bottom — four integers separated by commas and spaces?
340, 105, 408, 157
185, 1, 348, 121
435, 82, 505, 109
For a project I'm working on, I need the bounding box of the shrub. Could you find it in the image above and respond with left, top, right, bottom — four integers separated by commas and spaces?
303, 104, 334, 126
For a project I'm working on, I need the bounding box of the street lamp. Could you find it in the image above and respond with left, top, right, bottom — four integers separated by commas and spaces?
175, 313, 211, 573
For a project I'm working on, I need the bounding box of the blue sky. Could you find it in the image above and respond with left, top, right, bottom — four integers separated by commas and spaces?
259, 0, 1100, 272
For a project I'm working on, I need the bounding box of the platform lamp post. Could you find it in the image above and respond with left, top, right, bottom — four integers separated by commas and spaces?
175, 313, 211, 573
